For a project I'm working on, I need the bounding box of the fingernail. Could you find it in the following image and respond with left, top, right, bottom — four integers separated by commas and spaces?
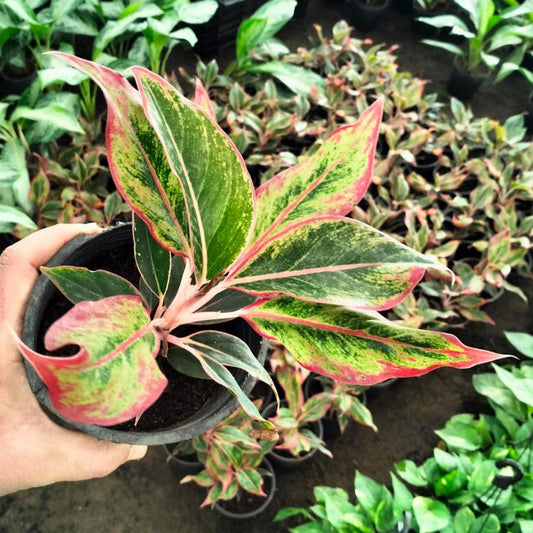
127, 445, 148, 461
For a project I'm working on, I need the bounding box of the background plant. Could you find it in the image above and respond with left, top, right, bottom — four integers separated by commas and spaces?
275, 340, 533, 532
179, 403, 276, 507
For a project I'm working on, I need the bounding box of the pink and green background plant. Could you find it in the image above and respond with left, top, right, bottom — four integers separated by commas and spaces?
15, 52, 507, 429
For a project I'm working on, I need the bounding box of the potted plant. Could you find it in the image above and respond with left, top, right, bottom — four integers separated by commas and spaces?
263, 347, 343, 465
179, 403, 278, 518
15, 52, 506, 447
418, 0, 533, 99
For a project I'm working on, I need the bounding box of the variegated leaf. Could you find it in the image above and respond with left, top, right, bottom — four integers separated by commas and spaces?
250, 100, 382, 244
41, 266, 142, 304
132, 67, 254, 282
169, 331, 275, 421
243, 297, 508, 386
17, 295, 165, 425
133, 214, 171, 298
231, 217, 444, 311
51, 53, 190, 257
193, 78, 216, 119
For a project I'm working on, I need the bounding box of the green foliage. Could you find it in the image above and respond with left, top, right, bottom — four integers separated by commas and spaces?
419, 0, 533, 74
276, 353, 533, 532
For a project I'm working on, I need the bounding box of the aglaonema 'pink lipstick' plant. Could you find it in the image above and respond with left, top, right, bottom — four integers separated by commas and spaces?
16, 53, 506, 428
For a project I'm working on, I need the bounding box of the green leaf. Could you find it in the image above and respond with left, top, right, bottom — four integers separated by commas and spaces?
247, 62, 326, 98
0, 204, 37, 230
176, 0, 218, 24
435, 470, 468, 496
52, 53, 191, 258
37, 67, 88, 88
412, 496, 451, 533
236, 0, 297, 62
435, 420, 483, 451
421, 39, 465, 57
504, 331, 533, 358
233, 217, 443, 310
11, 105, 84, 134
93, 3, 163, 58
493, 364, 533, 407
243, 297, 505, 386
170, 331, 274, 421
134, 215, 171, 298
17, 295, 165, 425
167, 346, 209, 379
41, 266, 142, 304
453, 507, 475, 533
396, 460, 428, 487
133, 67, 254, 282
251, 100, 382, 242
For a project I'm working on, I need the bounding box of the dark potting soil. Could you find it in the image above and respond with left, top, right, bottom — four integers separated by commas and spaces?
36, 230, 222, 432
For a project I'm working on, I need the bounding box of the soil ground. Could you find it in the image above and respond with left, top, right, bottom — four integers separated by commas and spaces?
1, 1, 532, 532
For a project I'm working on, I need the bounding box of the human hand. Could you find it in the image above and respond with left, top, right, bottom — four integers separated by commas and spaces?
0, 224, 147, 496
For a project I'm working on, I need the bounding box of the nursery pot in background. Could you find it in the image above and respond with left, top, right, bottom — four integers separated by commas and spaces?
447, 56, 489, 100
163, 443, 203, 479
526, 91, 533, 133
213, 457, 277, 519
262, 402, 325, 469
22, 224, 268, 446
348, 0, 391, 31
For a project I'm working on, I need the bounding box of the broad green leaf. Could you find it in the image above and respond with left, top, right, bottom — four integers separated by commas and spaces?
0, 139, 32, 213
134, 215, 171, 298
470, 514, 499, 533
132, 67, 254, 282
412, 497, 451, 533
232, 217, 443, 310
193, 79, 216, 120
167, 346, 209, 379
41, 266, 142, 304
435, 420, 482, 451
37, 67, 88, 88
355, 471, 391, 515
0, 204, 37, 230
93, 3, 163, 58
236, 0, 296, 63
176, 0, 218, 24
247, 62, 326, 98
11, 105, 84, 135
493, 364, 533, 407
421, 39, 465, 56
251, 100, 382, 243
243, 297, 506, 386
17, 295, 165, 425
453, 507, 475, 533
170, 331, 274, 421
51, 53, 191, 257
396, 460, 428, 487
504, 331, 533, 358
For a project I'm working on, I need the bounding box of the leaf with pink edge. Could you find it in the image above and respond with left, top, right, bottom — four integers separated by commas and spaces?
16, 295, 166, 425
251, 100, 382, 244
193, 79, 216, 119
132, 67, 254, 282
231, 217, 445, 311
50, 52, 191, 258
243, 297, 509, 386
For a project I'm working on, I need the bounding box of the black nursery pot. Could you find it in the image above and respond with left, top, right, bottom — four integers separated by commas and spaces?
213, 457, 277, 519
349, 0, 391, 31
447, 56, 489, 100
22, 225, 268, 446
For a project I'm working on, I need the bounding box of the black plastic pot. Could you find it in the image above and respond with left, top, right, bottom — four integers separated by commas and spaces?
22, 225, 268, 445
349, 0, 391, 31
213, 457, 276, 519
262, 402, 324, 469
447, 56, 489, 100
0, 66, 37, 98
163, 443, 203, 479
526, 91, 533, 133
